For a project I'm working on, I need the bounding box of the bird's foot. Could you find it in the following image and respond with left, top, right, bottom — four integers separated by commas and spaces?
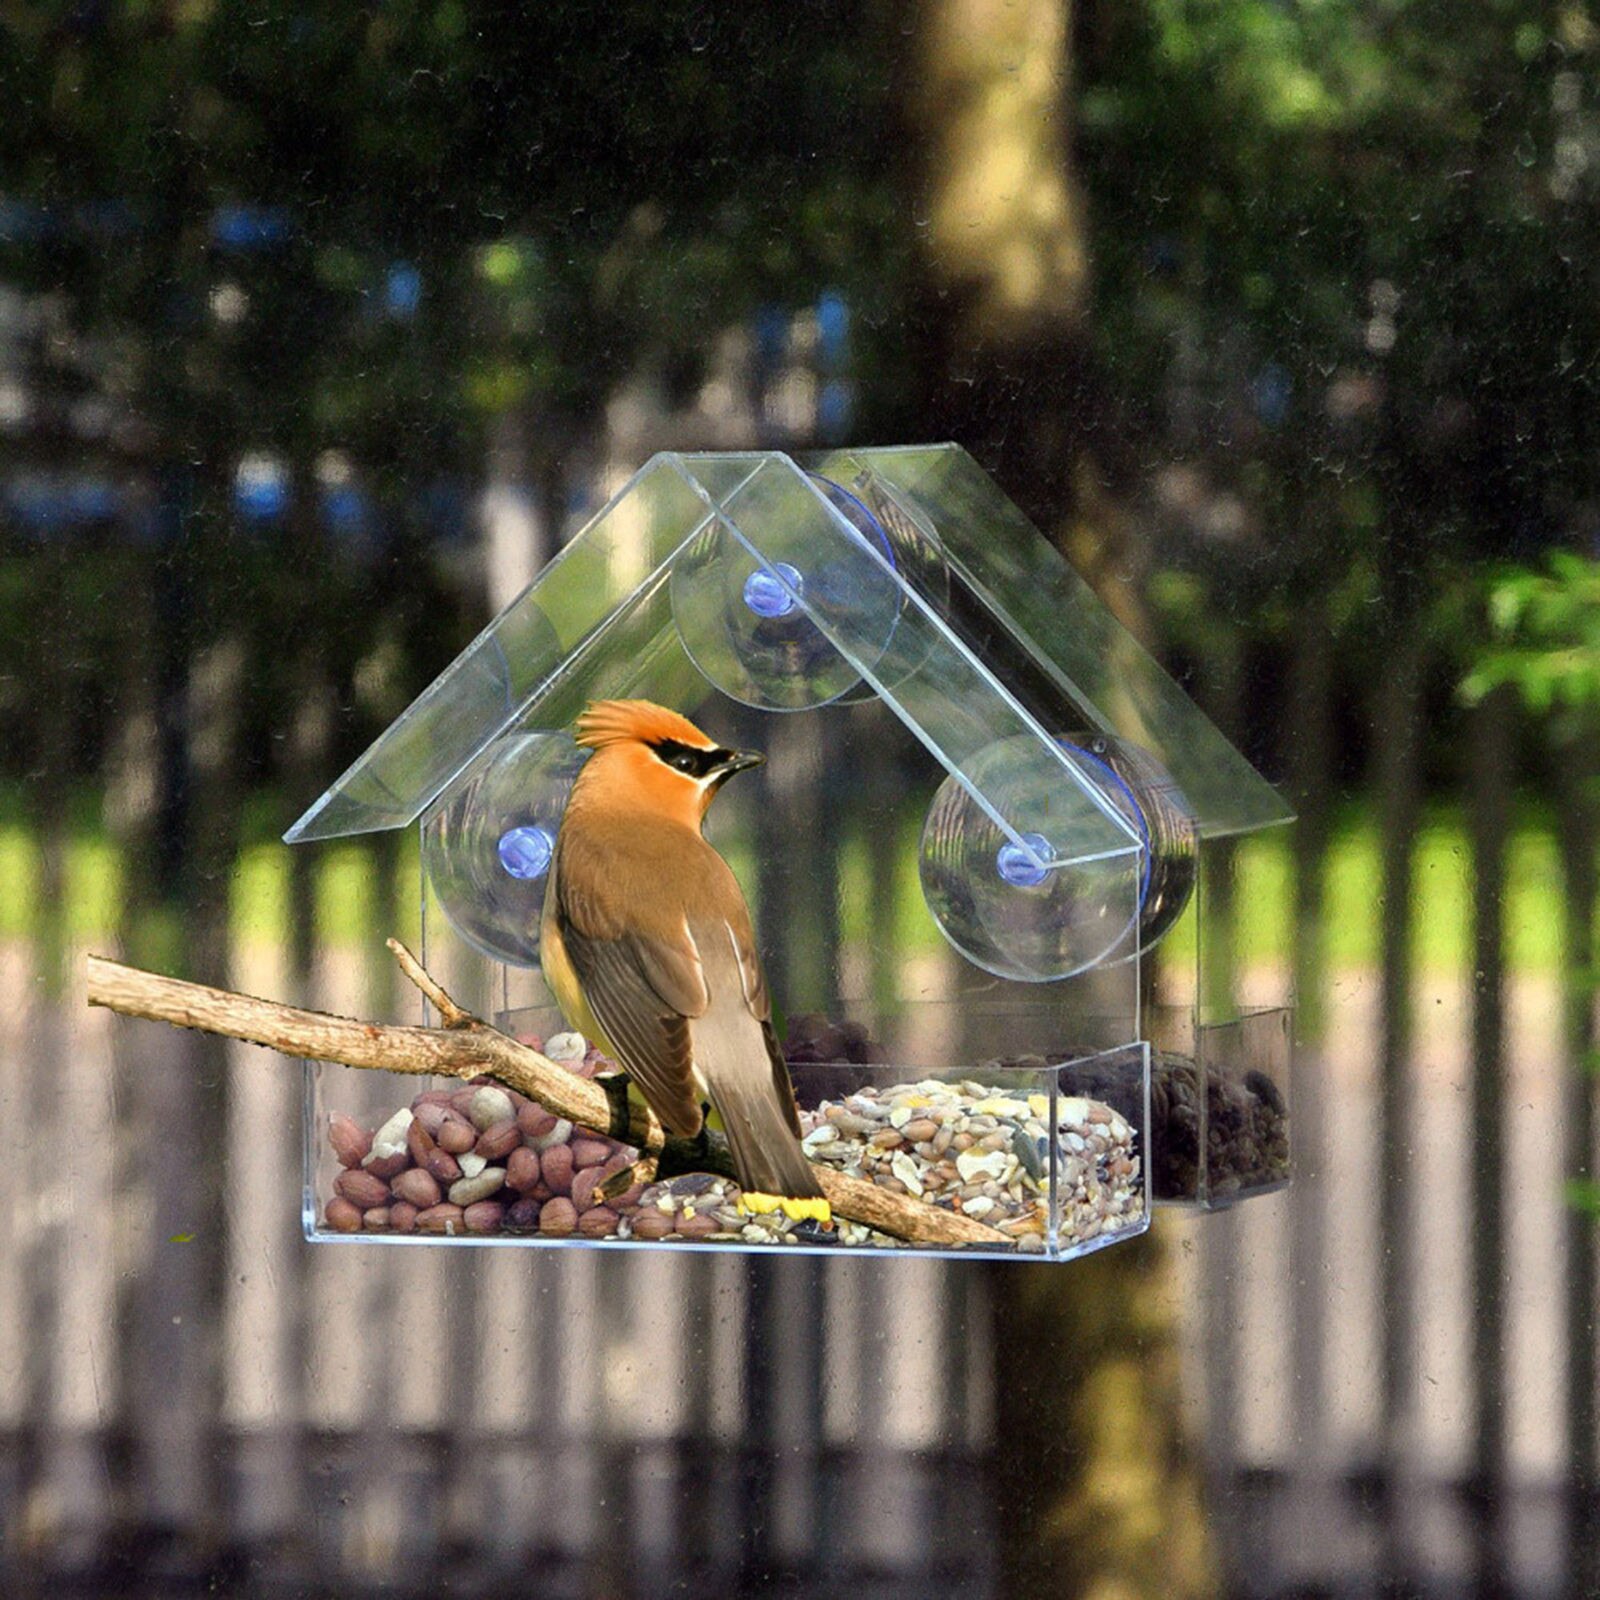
738, 1192, 833, 1225
599, 1073, 635, 1141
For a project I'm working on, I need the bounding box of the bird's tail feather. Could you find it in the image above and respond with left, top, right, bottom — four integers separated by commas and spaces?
703, 1059, 823, 1202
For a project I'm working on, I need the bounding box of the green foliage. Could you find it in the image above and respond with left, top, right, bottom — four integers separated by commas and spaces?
0, 1, 904, 443
3, 0, 1598, 922
1078, 0, 1600, 629
1461, 553, 1600, 718
0, 2, 910, 866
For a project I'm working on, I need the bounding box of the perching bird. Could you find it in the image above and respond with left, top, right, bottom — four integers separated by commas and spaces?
539, 698, 829, 1222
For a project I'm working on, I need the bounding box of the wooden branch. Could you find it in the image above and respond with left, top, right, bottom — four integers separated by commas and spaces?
85, 948, 1008, 1249
387, 937, 473, 1028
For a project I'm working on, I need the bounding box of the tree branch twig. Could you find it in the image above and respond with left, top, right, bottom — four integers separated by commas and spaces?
85, 946, 1009, 1249
387, 937, 473, 1027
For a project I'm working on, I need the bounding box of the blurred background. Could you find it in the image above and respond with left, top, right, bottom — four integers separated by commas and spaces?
1, 2, 1598, 1596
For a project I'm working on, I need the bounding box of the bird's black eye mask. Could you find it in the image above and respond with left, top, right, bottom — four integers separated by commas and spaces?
650, 738, 732, 779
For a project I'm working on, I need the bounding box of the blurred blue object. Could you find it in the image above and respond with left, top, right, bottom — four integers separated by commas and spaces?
817, 289, 849, 366
754, 304, 788, 371
320, 483, 371, 537
818, 378, 854, 440
211, 205, 292, 252
234, 457, 290, 522
420, 475, 471, 544
384, 261, 422, 319
1252, 362, 1293, 428
0, 201, 53, 245
3, 475, 120, 535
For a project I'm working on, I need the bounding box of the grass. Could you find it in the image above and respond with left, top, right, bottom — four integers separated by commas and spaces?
0, 802, 1585, 981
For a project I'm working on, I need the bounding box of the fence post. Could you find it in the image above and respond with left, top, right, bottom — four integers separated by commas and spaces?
1558, 727, 1597, 1600
1468, 682, 1513, 1593
1374, 633, 1422, 1557
123, 471, 237, 1571
1288, 608, 1332, 1486
22, 543, 71, 1568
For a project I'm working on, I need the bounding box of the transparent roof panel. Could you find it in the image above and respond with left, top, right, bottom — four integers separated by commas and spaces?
287, 445, 1279, 858
285, 455, 714, 842
810, 445, 1294, 839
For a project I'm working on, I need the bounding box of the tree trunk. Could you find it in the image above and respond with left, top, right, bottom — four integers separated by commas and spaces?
902, 0, 1147, 631
903, 2, 1218, 1589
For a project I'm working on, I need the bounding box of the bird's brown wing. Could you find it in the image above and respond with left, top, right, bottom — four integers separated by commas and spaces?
685, 913, 816, 1195
552, 834, 711, 1137
560, 931, 707, 1135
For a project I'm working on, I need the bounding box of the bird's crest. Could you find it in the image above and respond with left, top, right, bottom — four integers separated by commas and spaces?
575, 698, 715, 752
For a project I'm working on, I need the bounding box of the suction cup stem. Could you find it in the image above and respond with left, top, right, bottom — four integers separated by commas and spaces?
995, 832, 1054, 889
742, 561, 803, 619
497, 823, 555, 881
669, 474, 908, 712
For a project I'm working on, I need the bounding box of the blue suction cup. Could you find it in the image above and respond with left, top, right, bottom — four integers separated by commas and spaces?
423, 732, 588, 968
671, 471, 946, 712
919, 733, 1196, 981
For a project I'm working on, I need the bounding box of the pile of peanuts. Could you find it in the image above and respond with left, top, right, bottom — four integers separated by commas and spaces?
322, 1072, 643, 1240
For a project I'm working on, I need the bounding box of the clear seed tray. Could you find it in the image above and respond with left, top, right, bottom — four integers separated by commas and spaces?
305, 1040, 1149, 1261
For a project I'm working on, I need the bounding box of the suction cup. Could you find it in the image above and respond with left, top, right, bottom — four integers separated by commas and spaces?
918, 732, 1196, 982
670, 472, 942, 712
422, 732, 588, 968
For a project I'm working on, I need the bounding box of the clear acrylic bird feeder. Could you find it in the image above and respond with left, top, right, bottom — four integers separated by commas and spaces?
287, 445, 1293, 1258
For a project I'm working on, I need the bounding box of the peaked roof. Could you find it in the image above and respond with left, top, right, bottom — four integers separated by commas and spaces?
286, 447, 1289, 864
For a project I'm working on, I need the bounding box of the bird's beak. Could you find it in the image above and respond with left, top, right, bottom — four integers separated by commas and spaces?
718, 748, 766, 777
